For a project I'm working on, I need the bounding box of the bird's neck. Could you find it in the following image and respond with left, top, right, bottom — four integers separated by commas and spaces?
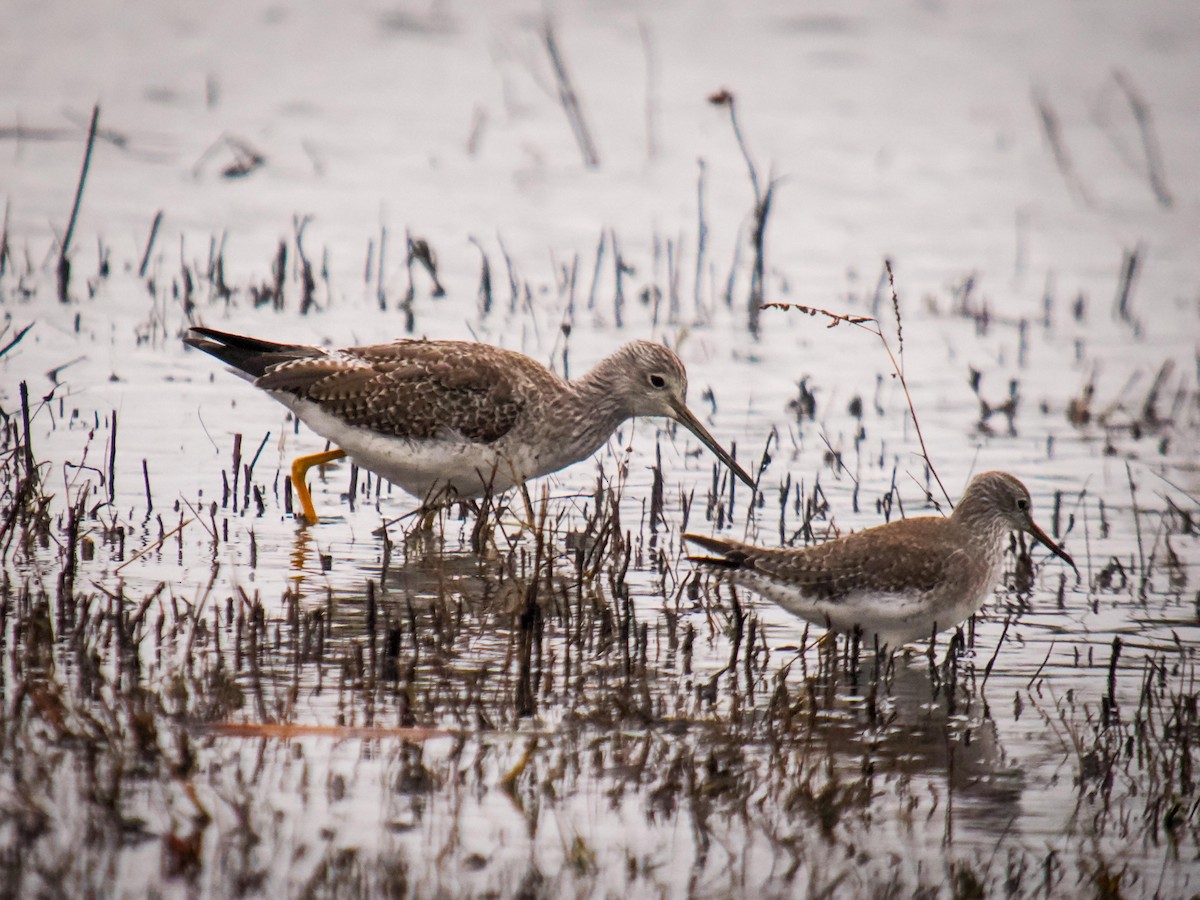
529, 357, 633, 467
572, 358, 635, 446
950, 494, 1010, 558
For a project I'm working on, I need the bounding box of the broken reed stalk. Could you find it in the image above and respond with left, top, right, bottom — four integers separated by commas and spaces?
115, 517, 192, 573
1031, 88, 1095, 208
586, 229, 605, 310
978, 614, 1012, 692
230, 433, 243, 507
611, 228, 626, 327
142, 459, 153, 514
762, 264, 954, 510
515, 486, 551, 718
376, 224, 387, 311
1, 198, 11, 276
1111, 70, 1172, 208
138, 210, 163, 278
245, 431, 270, 504
469, 236, 494, 315
0, 323, 34, 360
294, 214, 317, 315
1105, 636, 1122, 712
496, 233, 519, 313
270, 240, 286, 311
709, 88, 775, 336
107, 410, 117, 504
58, 104, 101, 302
19, 381, 35, 480
406, 234, 445, 297
1113, 244, 1141, 324
542, 19, 600, 169
1125, 462, 1146, 585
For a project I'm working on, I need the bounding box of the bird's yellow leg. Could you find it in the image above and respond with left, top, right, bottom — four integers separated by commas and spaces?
291, 449, 347, 523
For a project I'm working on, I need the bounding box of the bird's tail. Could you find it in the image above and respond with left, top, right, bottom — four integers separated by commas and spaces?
184, 327, 318, 379
683, 533, 753, 570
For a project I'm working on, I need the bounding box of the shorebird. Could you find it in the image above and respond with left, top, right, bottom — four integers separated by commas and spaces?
185, 327, 754, 523
686, 471, 1075, 650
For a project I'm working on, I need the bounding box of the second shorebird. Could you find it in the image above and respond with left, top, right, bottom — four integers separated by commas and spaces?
186, 327, 754, 523
686, 471, 1075, 650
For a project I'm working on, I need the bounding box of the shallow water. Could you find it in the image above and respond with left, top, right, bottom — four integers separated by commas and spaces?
2, 0, 1199, 896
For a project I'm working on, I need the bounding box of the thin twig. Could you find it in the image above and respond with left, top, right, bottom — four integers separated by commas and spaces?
1026, 640, 1056, 689
709, 88, 776, 336
542, 18, 599, 168
0, 198, 10, 275
1111, 70, 1172, 208
138, 210, 163, 278
1031, 88, 1095, 208
979, 615, 1012, 692
1113, 244, 1142, 326
60, 105, 100, 260
1126, 461, 1146, 582
0, 322, 34, 360
763, 272, 954, 510
467, 236, 493, 317
116, 517, 192, 573
712, 89, 759, 199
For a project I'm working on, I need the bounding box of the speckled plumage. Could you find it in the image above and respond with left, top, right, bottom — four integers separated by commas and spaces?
185, 327, 753, 517
686, 471, 1075, 649
252, 339, 556, 444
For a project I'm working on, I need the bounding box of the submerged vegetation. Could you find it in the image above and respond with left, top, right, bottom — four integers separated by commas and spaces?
1, 192, 1197, 895
2, 8, 1199, 893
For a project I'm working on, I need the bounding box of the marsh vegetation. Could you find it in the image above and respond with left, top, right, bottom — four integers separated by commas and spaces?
2, 1, 1198, 895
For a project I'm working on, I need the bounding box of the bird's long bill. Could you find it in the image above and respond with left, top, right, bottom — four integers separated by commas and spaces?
1026, 519, 1077, 572
670, 402, 756, 489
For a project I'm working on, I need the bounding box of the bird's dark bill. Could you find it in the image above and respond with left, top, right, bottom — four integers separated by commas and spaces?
672, 405, 755, 488
1027, 520, 1076, 571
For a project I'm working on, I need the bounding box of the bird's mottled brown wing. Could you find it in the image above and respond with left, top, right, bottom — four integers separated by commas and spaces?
255, 340, 546, 443
747, 518, 968, 600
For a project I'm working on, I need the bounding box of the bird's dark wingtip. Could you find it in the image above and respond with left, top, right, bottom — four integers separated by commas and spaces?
683, 532, 732, 554
184, 327, 295, 355
182, 330, 220, 354
183, 327, 312, 379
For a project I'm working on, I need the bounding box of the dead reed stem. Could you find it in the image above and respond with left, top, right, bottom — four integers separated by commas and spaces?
0, 322, 34, 360
1032, 88, 1095, 208
1110, 70, 1173, 208
762, 262, 954, 509
0, 198, 9, 274
138, 210, 163, 278
58, 103, 101, 302
710, 89, 776, 335
1113, 244, 1142, 325
542, 19, 600, 169
19, 381, 35, 480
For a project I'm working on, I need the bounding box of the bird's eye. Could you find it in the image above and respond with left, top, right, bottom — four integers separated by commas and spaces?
1017, 498, 1029, 511
648, 373, 667, 389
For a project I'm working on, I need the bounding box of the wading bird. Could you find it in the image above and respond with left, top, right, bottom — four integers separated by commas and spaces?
686, 471, 1075, 650
186, 327, 754, 523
